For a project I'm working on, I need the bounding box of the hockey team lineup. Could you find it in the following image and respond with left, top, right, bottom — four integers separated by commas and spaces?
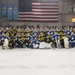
0, 26, 75, 49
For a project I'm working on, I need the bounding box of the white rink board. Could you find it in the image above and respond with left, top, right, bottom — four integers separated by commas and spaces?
0, 48, 75, 75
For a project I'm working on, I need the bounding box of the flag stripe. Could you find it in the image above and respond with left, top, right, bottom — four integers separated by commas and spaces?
32, 9, 58, 12
18, 15, 58, 19
32, 3, 58, 6
18, 12, 58, 15
32, 6, 58, 9
18, 15, 58, 18
18, 18, 58, 22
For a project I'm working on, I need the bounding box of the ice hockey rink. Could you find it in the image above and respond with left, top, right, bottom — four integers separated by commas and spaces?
0, 48, 75, 75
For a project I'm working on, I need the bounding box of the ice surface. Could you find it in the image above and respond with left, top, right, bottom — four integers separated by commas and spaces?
0, 48, 75, 75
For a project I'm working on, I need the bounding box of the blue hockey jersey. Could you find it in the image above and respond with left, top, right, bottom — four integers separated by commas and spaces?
0, 36, 10, 40
49, 30, 54, 36
65, 29, 72, 37
0, 30, 3, 34
69, 35, 75, 42
52, 34, 60, 42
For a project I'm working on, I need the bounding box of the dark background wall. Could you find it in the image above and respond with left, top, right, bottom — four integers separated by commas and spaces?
0, 0, 75, 27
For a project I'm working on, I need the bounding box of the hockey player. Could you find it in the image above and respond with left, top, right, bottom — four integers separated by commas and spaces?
46, 32, 52, 43
32, 32, 38, 41
55, 32, 60, 48
29, 39, 39, 49
15, 33, 20, 48
2, 36, 10, 49
25, 32, 32, 48
62, 33, 69, 48
52, 32, 60, 48
43, 32, 53, 48
38, 32, 45, 42
32, 32, 40, 48
58, 29, 64, 48
69, 32, 75, 48
65, 28, 72, 37
0, 31, 10, 49
0, 30, 4, 49
33, 40, 40, 49
49, 30, 54, 36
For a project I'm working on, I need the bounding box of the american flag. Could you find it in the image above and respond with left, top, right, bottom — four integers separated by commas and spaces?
18, 0, 58, 22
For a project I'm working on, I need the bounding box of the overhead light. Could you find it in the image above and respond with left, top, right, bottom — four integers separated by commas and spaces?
72, 18, 75, 22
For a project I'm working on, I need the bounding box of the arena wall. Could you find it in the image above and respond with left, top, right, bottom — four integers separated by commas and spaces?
0, 0, 75, 27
